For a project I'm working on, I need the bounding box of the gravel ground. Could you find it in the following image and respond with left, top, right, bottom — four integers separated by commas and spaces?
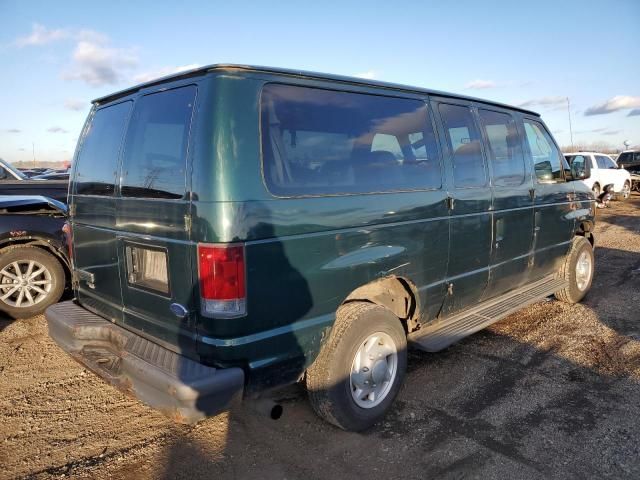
1, 195, 639, 480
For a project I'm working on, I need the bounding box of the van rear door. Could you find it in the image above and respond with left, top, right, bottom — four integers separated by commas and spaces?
71, 100, 132, 322
115, 85, 198, 354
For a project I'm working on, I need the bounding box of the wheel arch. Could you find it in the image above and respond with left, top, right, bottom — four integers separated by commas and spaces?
0, 237, 70, 281
575, 220, 595, 247
342, 275, 421, 334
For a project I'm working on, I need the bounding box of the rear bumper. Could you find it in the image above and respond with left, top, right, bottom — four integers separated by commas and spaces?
46, 301, 244, 424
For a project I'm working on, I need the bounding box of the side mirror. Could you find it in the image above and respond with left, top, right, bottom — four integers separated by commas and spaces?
570, 166, 589, 180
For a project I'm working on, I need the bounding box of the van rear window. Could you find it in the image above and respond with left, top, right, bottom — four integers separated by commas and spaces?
74, 101, 132, 196
120, 85, 196, 199
261, 84, 441, 196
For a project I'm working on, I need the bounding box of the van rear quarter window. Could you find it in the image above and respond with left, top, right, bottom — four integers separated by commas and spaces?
120, 85, 196, 199
74, 101, 132, 195
260, 84, 441, 196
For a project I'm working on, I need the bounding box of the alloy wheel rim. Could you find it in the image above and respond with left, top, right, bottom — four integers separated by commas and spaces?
0, 260, 53, 308
350, 331, 398, 409
575, 251, 592, 291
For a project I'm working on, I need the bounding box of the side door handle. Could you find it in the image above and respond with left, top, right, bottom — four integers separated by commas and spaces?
529, 188, 536, 201
495, 218, 505, 249
446, 195, 455, 211
534, 211, 542, 232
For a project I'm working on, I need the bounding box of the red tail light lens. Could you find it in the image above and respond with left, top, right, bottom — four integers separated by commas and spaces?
198, 244, 246, 317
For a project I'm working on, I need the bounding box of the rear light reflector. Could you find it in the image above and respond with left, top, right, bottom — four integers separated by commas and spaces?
198, 243, 246, 317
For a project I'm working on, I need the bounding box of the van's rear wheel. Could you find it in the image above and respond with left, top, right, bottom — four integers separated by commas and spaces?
306, 302, 407, 431
555, 237, 594, 304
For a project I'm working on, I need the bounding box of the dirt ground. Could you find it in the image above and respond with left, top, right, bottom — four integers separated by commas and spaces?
2, 195, 639, 480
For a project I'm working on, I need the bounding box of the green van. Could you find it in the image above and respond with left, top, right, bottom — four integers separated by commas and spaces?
46, 65, 596, 431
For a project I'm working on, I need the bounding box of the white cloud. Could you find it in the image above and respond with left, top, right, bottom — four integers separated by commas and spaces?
354, 70, 378, 80
15, 23, 70, 47
64, 40, 138, 86
6, 129, 21, 133
133, 64, 201, 83
518, 96, 567, 108
14, 24, 137, 87
47, 126, 69, 133
64, 98, 86, 111
15, 23, 109, 47
585, 96, 640, 116
465, 79, 498, 89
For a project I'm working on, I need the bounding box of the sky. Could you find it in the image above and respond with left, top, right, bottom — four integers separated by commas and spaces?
0, 0, 638, 164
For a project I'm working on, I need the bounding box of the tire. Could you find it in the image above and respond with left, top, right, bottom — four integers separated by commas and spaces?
555, 236, 594, 304
619, 181, 631, 201
592, 183, 601, 198
306, 302, 407, 431
0, 246, 65, 319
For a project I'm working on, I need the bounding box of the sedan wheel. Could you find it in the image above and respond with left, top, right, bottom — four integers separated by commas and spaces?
0, 260, 53, 308
0, 246, 65, 318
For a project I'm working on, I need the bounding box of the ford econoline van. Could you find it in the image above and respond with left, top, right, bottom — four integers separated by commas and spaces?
46, 65, 596, 431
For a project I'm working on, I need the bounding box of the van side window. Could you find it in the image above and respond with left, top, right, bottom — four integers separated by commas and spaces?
523, 120, 565, 183
75, 101, 132, 195
261, 84, 441, 196
120, 86, 196, 199
477, 109, 524, 186
437, 103, 486, 188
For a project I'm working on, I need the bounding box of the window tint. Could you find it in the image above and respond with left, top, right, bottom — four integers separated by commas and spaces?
523, 120, 564, 183
120, 86, 196, 199
75, 101, 132, 195
261, 84, 441, 196
595, 155, 616, 169
438, 103, 486, 188
478, 109, 524, 186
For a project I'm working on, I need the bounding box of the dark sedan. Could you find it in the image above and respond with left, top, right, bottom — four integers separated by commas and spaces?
0, 196, 70, 318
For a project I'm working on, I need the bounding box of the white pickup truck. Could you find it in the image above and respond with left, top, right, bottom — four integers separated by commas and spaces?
564, 152, 632, 200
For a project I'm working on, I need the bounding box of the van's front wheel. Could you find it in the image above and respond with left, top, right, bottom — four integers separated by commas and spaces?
555, 236, 594, 304
306, 302, 407, 431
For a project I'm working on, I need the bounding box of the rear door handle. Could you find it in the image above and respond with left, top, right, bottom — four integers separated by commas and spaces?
529, 188, 536, 200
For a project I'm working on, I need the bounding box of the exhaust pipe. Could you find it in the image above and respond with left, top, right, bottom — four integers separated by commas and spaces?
248, 398, 283, 420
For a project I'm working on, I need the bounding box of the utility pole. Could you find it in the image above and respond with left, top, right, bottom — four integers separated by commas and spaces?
567, 97, 574, 150
32, 142, 36, 166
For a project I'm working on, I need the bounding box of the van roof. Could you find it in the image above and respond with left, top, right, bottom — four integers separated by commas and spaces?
93, 63, 541, 116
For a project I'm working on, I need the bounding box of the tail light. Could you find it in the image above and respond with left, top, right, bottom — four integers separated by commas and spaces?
62, 221, 73, 264
198, 243, 246, 317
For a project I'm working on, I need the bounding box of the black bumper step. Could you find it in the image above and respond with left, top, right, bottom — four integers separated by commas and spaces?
46, 301, 244, 424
